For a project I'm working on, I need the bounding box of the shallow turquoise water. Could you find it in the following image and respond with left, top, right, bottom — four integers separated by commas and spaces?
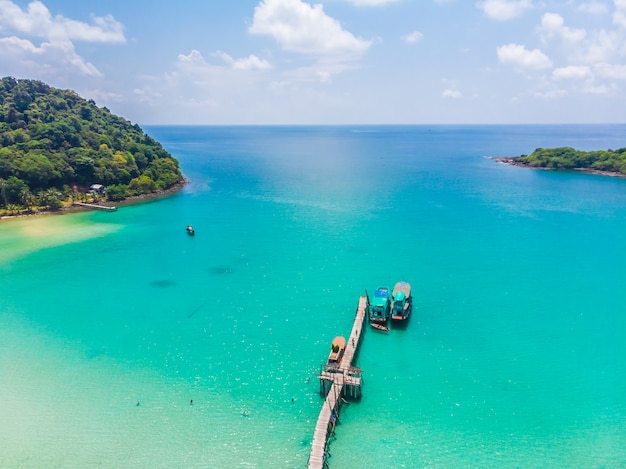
1, 125, 626, 468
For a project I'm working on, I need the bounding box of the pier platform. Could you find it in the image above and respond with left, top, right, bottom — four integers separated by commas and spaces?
308, 295, 368, 469
73, 202, 117, 212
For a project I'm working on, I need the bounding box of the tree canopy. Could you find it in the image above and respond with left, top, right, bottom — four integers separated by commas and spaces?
517, 146, 626, 174
0, 77, 183, 209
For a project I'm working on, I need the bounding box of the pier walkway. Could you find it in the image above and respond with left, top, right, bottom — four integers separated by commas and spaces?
308, 295, 368, 469
73, 202, 117, 212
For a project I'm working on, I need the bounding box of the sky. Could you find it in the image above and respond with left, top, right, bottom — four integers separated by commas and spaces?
1, 0, 625, 125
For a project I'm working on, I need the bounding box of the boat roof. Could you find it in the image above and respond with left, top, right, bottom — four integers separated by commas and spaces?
372, 296, 388, 307
374, 287, 389, 298
392, 281, 411, 298
331, 336, 346, 348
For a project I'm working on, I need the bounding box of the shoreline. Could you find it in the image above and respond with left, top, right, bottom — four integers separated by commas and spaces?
0, 179, 188, 221
490, 156, 626, 179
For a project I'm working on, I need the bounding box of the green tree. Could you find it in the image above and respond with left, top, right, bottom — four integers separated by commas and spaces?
4, 176, 28, 204
0, 177, 7, 207
19, 187, 35, 212
106, 183, 128, 201
0, 77, 183, 196
39, 188, 62, 210
128, 175, 156, 195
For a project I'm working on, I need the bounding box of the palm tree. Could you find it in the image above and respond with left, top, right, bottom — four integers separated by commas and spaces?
37, 190, 50, 208
0, 178, 7, 207
6, 203, 21, 215
19, 188, 35, 213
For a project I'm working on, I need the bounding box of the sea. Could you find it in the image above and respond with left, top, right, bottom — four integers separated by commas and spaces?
1, 125, 625, 468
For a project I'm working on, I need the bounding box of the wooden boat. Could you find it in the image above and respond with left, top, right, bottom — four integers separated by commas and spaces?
391, 281, 412, 321
369, 323, 389, 332
325, 336, 346, 372
369, 287, 391, 324
186, 225, 195, 236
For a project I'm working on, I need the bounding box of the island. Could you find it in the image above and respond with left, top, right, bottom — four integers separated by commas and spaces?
493, 146, 626, 178
0, 77, 184, 217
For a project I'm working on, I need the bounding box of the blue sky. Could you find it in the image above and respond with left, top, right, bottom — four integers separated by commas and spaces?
1, 0, 625, 124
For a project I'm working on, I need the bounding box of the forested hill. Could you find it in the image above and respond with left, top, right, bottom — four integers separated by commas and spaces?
0, 77, 183, 209
514, 146, 626, 175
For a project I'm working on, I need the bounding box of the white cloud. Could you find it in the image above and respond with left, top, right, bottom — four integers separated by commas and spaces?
403, 31, 423, 44
576, 29, 620, 62
346, 0, 399, 5
615, 0, 626, 27
215, 51, 272, 70
532, 89, 568, 99
476, 0, 533, 21
595, 62, 626, 79
0, 0, 125, 43
0, 35, 101, 76
583, 82, 611, 93
442, 88, 463, 98
497, 43, 553, 69
316, 71, 331, 83
552, 65, 591, 79
577, 2, 609, 15
0, 1, 124, 79
178, 49, 271, 72
249, 0, 371, 56
539, 13, 587, 43
178, 50, 207, 65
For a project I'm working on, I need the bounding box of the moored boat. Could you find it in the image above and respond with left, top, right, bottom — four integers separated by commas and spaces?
369, 287, 391, 324
326, 336, 346, 372
391, 281, 412, 321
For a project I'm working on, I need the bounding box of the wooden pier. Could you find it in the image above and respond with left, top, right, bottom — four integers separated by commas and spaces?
308, 295, 368, 469
73, 202, 117, 212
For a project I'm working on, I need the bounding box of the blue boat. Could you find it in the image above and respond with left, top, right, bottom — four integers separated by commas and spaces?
391, 281, 412, 321
369, 287, 391, 326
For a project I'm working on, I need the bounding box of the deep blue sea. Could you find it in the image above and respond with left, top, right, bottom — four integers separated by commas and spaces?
1, 125, 626, 468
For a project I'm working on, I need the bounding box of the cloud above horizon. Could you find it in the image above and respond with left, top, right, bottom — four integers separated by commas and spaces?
497, 43, 552, 69
539, 13, 586, 43
0, 36, 101, 76
403, 30, 424, 43
345, 0, 400, 5
0, 0, 125, 43
249, 0, 371, 56
0, 0, 124, 78
2, 0, 625, 125
476, 0, 533, 21
614, 0, 626, 27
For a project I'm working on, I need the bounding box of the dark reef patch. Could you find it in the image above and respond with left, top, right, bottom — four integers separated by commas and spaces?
209, 266, 233, 275
150, 279, 176, 288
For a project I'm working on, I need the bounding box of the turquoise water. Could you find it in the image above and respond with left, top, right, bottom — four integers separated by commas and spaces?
1, 125, 626, 468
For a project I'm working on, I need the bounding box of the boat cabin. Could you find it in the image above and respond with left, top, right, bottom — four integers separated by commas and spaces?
370, 287, 391, 323
326, 336, 346, 371
391, 281, 412, 320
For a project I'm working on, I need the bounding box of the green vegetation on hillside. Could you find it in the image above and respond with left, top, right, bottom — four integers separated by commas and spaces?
517, 146, 626, 174
0, 77, 183, 214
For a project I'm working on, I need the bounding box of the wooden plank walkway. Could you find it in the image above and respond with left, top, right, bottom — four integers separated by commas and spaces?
308, 295, 368, 469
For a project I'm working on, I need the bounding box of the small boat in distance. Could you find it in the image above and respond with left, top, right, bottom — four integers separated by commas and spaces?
186, 225, 195, 236
369, 287, 391, 325
391, 281, 412, 321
